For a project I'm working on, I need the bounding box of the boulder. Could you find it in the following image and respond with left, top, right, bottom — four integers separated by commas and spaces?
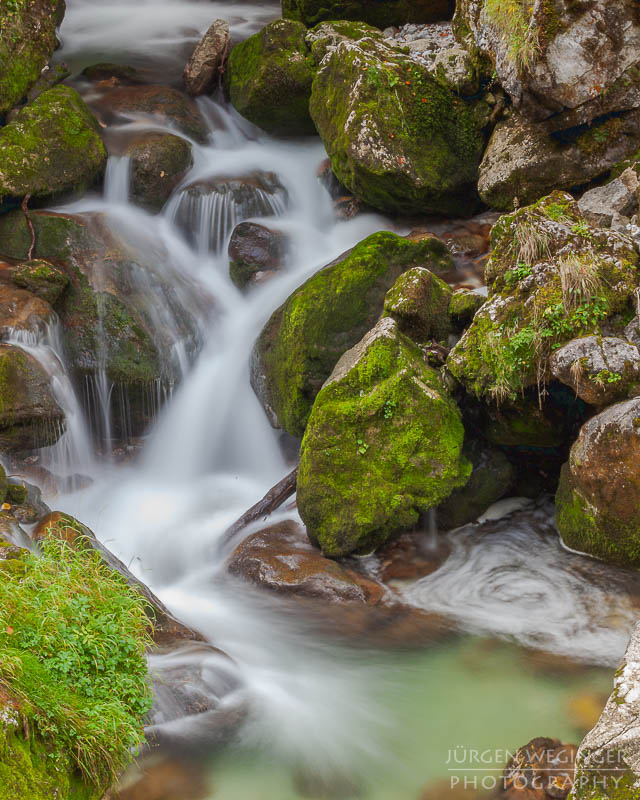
447, 192, 639, 403
0, 86, 107, 203
8, 259, 69, 306
297, 316, 470, 556
499, 737, 577, 799
0, 284, 55, 337
251, 230, 453, 437
183, 19, 230, 97
448, 289, 485, 328
225, 19, 316, 136
309, 21, 487, 215
382, 266, 452, 343
81, 62, 141, 85
0, 343, 64, 452
478, 110, 640, 211
0, 0, 65, 116
125, 133, 193, 211
570, 622, 640, 800
556, 397, 640, 567
282, 0, 455, 28
577, 168, 640, 230
550, 335, 640, 406
227, 221, 288, 289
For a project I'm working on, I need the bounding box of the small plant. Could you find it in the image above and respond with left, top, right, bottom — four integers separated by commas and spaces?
571, 221, 593, 239
484, 0, 542, 71
593, 369, 622, 385
504, 262, 533, 286
545, 203, 571, 222
557, 254, 602, 312
383, 399, 397, 419
356, 438, 369, 455
514, 219, 551, 264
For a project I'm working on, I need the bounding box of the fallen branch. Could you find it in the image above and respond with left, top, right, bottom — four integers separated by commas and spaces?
21, 194, 36, 261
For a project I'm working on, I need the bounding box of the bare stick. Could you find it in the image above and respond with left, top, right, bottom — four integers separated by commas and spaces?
21, 194, 35, 260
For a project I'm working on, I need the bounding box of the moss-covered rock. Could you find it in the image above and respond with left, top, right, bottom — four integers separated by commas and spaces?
448, 288, 485, 328
297, 316, 470, 557
283, 0, 454, 28
308, 21, 486, 215
382, 266, 452, 343
447, 192, 639, 403
125, 132, 193, 211
0, 85, 106, 203
251, 230, 453, 436
0, 0, 65, 117
9, 259, 69, 305
556, 397, 640, 567
225, 19, 316, 136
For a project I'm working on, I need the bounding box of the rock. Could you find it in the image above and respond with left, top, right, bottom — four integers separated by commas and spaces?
82, 62, 141, 85
297, 316, 470, 556
18, 63, 71, 113
447, 192, 639, 403
499, 737, 577, 799
568, 692, 610, 735
0, 86, 107, 203
0, 0, 64, 116
0, 343, 64, 452
478, 110, 640, 211
448, 289, 485, 328
0, 284, 55, 337
376, 532, 450, 582
8, 259, 69, 305
382, 266, 452, 343
251, 230, 453, 437
115, 759, 210, 800
125, 133, 193, 211
6, 483, 28, 506
0, 464, 8, 506
309, 21, 487, 215
228, 221, 288, 289
283, 0, 455, 28
577, 168, 640, 229
225, 19, 316, 136
227, 519, 386, 603
550, 336, 640, 406
556, 397, 640, 567
183, 19, 230, 97
98, 85, 208, 143
437, 440, 514, 529
570, 623, 640, 800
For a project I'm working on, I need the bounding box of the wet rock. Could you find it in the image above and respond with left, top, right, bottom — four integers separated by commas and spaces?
8, 259, 69, 306
448, 289, 485, 329
82, 63, 142, 85
297, 317, 470, 557
376, 532, 450, 583
225, 19, 316, 136
382, 267, 453, 343
115, 758, 210, 800
228, 520, 386, 603
308, 21, 486, 216
317, 158, 346, 200
0, 344, 64, 452
183, 19, 230, 97
98, 85, 208, 143
0, 284, 55, 337
478, 110, 640, 211
125, 133, 193, 211
0, 86, 107, 204
228, 221, 288, 289
577, 168, 640, 230
283, 0, 455, 28
550, 336, 640, 407
556, 397, 640, 567
252, 231, 452, 437
499, 737, 577, 799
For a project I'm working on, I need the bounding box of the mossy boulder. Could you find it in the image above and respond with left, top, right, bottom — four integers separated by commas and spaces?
448, 288, 485, 328
125, 133, 193, 211
251, 230, 453, 436
556, 397, 640, 567
0, 0, 65, 117
0, 85, 107, 203
0, 343, 64, 452
308, 21, 487, 216
283, 0, 454, 28
297, 317, 470, 557
225, 19, 316, 136
9, 259, 69, 305
447, 192, 639, 403
382, 266, 452, 343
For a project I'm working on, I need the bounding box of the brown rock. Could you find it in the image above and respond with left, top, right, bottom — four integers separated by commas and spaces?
376, 533, 450, 583
0, 284, 54, 336
183, 19, 230, 97
228, 221, 288, 289
125, 133, 193, 211
499, 738, 577, 799
115, 759, 209, 800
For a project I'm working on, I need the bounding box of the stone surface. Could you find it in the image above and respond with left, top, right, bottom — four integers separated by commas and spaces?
499, 737, 577, 799
283, 0, 455, 28
228, 221, 288, 289
382, 266, 452, 343
578, 168, 640, 229
183, 19, 230, 97
8, 259, 69, 306
125, 133, 193, 211
0, 284, 54, 337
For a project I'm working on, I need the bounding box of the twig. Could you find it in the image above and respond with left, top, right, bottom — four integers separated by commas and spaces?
21, 194, 35, 260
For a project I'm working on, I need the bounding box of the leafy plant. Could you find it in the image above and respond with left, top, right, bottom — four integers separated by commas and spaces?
356, 438, 369, 455
504, 262, 533, 286
383, 399, 397, 419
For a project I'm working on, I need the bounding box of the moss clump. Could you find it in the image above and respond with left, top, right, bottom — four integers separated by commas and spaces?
282, 0, 454, 28
382, 266, 452, 342
309, 22, 486, 215
0, 531, 153, 797
5, 483, 27, 505
252, 231, 453, 436
9, 259, 69, 305
0, 85, 106, 202
297, 317, 470, 557
448, 288, 485, 328
225, 19, 316, 136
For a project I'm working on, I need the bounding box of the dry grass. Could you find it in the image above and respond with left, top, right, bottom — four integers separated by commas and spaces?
558, 254, 601, 312
515, 219, 551, 264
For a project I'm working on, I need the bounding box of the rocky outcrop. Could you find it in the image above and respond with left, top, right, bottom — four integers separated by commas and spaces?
297, 316, 470, 556
251, 231, 453, 437
183, 19, 230, 97
309, 21, 487, 215
228, 222, 288, 289
578, 167, 640, 231
0, 86, 107, 204
282, 0, 455, 29
225, 19, 316, 136
125, 133, 193, 211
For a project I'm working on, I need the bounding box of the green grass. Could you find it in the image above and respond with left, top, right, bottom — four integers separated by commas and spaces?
0, 532, 153, 792
484, 0, 541, 71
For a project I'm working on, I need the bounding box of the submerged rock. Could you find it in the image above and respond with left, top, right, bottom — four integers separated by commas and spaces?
556, 397, 640, 567
0, 85, 107, 204
228, 221, 288, 289
183, 19, 230, 97
297, 317, 470, 557
282, 0, 455, 28
125, 133, 193, 211
225, 19, 316, 136
251, 230, 452, 437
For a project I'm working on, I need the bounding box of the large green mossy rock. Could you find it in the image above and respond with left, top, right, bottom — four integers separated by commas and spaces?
297, 317, 470, 557
0, 86, 106, 202
308, 22, 486, 215
251, 230, 453, 437
556, 397, 640, 568
225, 19, 316, 136
283, 0, 454, 28
446, 191, 639, 403
0, 0, 65, 117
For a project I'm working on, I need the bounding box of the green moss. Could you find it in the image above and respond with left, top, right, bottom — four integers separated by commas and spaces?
5, 483, 27, 505
448, 289, 485, 327
572, 761, 640, 799
10, 259, 69, 305
282, 0, 452, 28
383, 266, 453, 342
253, 231, 453, 436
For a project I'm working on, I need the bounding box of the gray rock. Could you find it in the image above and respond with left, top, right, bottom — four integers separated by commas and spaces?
183, 19, 230, 97
578, 169, 640, 229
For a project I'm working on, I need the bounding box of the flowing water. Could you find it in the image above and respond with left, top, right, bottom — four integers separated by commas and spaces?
8, 1, 635, 796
